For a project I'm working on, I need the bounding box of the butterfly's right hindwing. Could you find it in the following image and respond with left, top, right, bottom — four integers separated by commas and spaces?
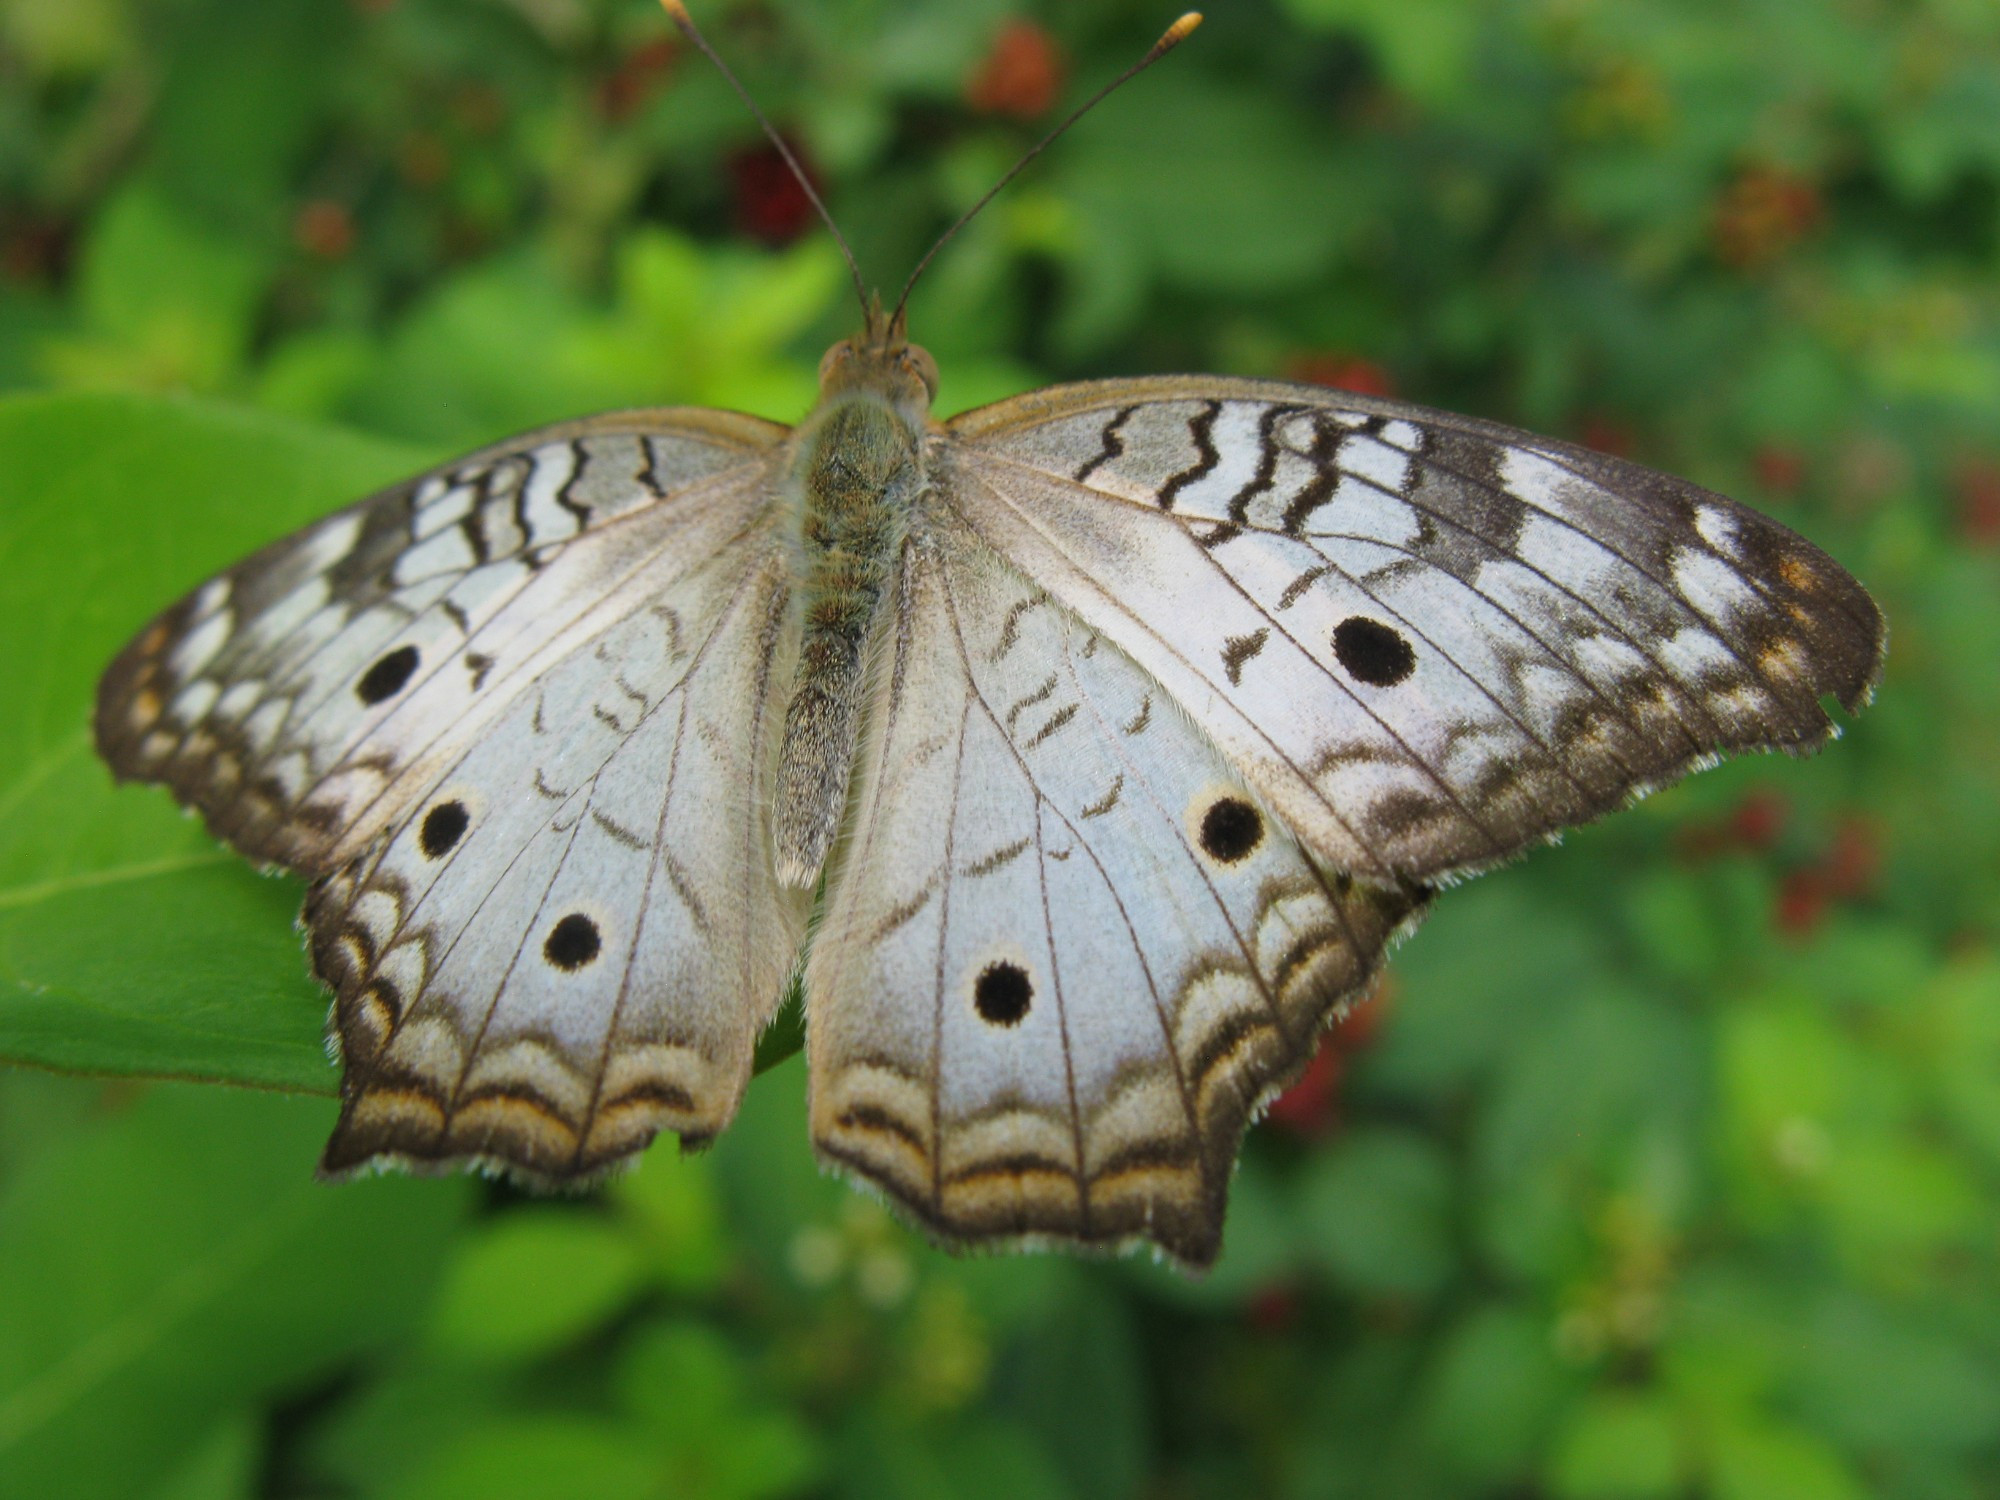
807, 520, 1422, 1268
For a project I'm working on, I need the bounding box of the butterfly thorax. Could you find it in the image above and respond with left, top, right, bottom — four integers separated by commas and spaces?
772, 333, 939, 888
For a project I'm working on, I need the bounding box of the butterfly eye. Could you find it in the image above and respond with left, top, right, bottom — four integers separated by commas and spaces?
904, 343, 939, 402
1331, 616, 1416, 687
1198, 796, 1264, 864
817, 342, 854, 386
973, 960, 1033, 1026
356, 645, 420, 704
543, 913, 602, 971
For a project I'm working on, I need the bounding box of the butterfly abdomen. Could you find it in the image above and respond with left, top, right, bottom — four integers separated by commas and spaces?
775, 394, 924, 888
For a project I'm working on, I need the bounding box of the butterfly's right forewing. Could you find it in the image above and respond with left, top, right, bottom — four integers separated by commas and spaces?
945, 379, 1884, 884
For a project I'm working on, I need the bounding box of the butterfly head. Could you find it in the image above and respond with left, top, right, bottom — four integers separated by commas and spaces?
818, 300, 939, 419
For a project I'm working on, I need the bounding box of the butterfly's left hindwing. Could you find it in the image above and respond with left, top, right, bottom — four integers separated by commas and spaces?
944, 378, 1885, 884
807, 519, 1423, 1268
313, 536, 806, 1180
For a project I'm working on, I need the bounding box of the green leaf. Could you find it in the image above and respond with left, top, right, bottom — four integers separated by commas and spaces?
618, 1323, 822, 1500
426, 1210, 648, 1365
0, 391, 429, 1093
339, 235, 835, 450
142, 1415, 258, 1500
0, 0, 133, 76
1790, 1294, 2000, 1454
39, 186, 267, 394
1819, 1135, 1984, 1264
1707, 1419, 1866, 1500
611, 1144, 732, 1295
1417, 1304, 1572, 1483
1367, 882, 1610, 1097
0, 1082, 468, 1500
1299, 1127, 1456, 1298
992, 1278, 1150, 1500
1064, 76, 1368, 294
1279, 0, 1484, 107
384, 1417, 659, 1500
146, 3, 344, 222
1923, 955, 2000, 1169
835, 1411, 1074, 1500
1547, 1389, 1683, 1499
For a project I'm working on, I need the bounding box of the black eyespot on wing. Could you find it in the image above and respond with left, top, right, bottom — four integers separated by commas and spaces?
1199, 797, 1264, 863
419, 800, 469, 859
357, 645, 420, 704
543, 913, 601, 971
1332, 616, 1416, 686
973, 961, 1033, 1026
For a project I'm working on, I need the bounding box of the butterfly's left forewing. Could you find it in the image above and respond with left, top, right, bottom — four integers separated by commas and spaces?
97, 410, 787, 874
943, 378, 1884, 884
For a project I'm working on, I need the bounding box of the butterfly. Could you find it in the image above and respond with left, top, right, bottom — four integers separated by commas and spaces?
93, 6, 1883, 1270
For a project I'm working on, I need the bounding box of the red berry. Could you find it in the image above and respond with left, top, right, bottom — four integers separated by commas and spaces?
1246, 1281, 1302, 1333
1266, 1040, 1343, 1139
293, 200, 356, 260
1578, 414, 1635, 460
1713, 164, 1823, 268
1753, 444, 1807, 495
1285, 353, 1396, 399
1954, 460, 2000, 545
730, 140, 817, 245
1729, 788, 1788, 851
1775, 867, 1830, 938
966, 21, 1065, 120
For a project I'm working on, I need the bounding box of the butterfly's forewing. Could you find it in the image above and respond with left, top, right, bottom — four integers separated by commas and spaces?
97, 410, 786, 873
808, 519, 1422, 1267
943, 378, 1885, 884
98, 413, 810, 1178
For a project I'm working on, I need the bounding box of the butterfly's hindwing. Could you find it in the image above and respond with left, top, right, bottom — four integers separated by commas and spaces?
807, 520, 1422, 1267
312, 531, 805, 1180
945, 379, 1885, 883
96, 410, 787, 874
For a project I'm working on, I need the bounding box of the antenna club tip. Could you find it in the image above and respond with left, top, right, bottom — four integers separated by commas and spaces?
1162, 12, 1203, 46
659, 0, 692, 24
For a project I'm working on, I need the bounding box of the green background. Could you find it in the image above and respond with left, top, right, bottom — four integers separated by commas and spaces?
3, 0, 1998, 1496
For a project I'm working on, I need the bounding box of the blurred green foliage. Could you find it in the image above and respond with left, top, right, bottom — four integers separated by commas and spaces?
2, 0, 1998, 1496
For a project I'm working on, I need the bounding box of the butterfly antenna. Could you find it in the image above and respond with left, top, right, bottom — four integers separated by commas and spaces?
659, 0, 873, 321
891, 11, 1202, 329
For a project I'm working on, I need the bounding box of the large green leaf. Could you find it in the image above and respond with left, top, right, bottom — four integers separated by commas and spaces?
0, 1081, 469, 1500
0, 392, 431, 1093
